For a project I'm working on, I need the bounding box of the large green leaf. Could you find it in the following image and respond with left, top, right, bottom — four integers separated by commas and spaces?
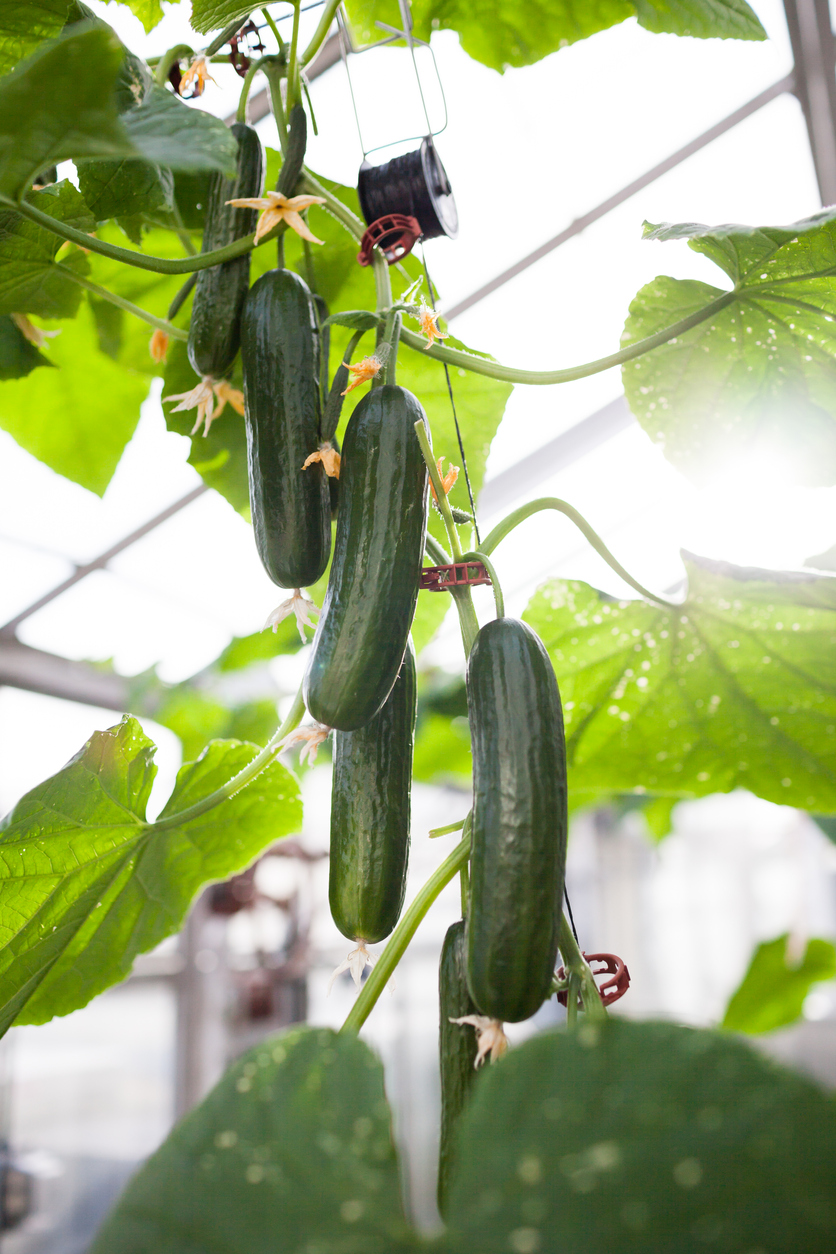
443, 1019, 836, 1253
344, 0, 764, 72
0, 180, 92, 318
523, 552, 836, 811
190, 0, 253, 34
0, 0, 69, 75
0, 716, 302, 1034
0, 24, 134, 198
78, 158, 174, 241
0, 314, 54, 378
124, 0, 163, 34
0, 299, 148, 493
722, 934, 836, 1034
121, 85, 238, 176
623, 211, 836, 485
90, 1026, 414, 1254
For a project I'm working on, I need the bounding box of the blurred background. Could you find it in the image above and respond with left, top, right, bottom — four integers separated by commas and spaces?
2, 0, 836, 1247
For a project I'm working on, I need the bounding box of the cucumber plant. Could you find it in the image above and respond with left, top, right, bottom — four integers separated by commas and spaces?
1, 2, 836, 1251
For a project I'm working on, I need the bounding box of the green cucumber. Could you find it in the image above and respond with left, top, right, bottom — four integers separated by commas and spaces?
241, 268, 331, 590
466, 617, 567, 1023
304, 385, 429, 731
438, 919, 479, 1217
188, 123, 263, 381
329, 642, 416, 944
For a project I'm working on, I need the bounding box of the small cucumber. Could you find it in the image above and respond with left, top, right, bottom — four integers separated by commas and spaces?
466, 617, 567, 1023
438, 919, 479, 1217
241, 268, 331, 590
329, 642, 416, 944
304, 385, 429, 731
188, 123, 264, 381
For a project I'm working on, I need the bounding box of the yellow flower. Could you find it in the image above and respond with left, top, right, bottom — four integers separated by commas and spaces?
11, 313, 60, 349
226, 190, 326, 245
149, 328, 169, 363
178, 55, 215, 97
341, 354, 384, 395
416, 302, 447, 350
449, 1015, 508, 1067
162, 376, 244, 437
301, 442, 341, 479
430, 456, 459, 503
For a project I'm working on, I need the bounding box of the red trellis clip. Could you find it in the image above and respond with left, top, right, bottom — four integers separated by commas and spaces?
556, 952, 631, 1008
420, 561, 492, 592
357, 214, 422, 266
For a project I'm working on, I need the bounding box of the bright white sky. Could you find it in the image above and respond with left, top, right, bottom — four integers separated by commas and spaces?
1, 0, 834, 814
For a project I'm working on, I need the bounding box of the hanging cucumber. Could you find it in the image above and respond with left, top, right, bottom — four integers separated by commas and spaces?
188, 123, 264, 381
466, 617, 567, 1023
329, 642, 416, 944
438, 919, 479, 1218
304, 385, 429, 731
241, 268, 331, 590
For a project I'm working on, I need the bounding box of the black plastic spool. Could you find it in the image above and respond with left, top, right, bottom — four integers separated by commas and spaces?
357, 138, 458, 240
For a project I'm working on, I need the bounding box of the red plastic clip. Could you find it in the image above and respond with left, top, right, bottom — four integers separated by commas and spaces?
556, 952, 631, 1008
420, 561, 492, 592
357, 214, 422, 266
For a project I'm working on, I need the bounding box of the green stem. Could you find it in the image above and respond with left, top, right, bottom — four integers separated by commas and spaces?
341, 833, 472, 1033
372, 244, 393, 313
425, 532, 450, 564
167, 272, 197, 321
262, 56, 288, 154
414, 420, 463, 560
205, 17, 250, 57
150, 687, 306, 832
286, 1, 302, 111
429, 817, 466, 838
301, 0, 342, 66
64, 268, 188, 340
450, 586, 480, 656
480, 498, 672, 606
155, 43, 192, 86
262, 7, 285, 53
237, 55, 265, 123
382, 310, 401, 384
460, 550, 504, 618
300, 169, 365, 242
398, 289, 737, 386
558, 913, 607, 1024
5, 196, 260, 273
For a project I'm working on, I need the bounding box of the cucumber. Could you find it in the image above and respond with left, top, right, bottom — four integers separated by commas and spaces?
241, 268, 331, 590
304, 385, 429, 731
438, 919, 479, 1218
329, 642, 416, 944
188, 123, 263, 381
466, 617, 567, 1023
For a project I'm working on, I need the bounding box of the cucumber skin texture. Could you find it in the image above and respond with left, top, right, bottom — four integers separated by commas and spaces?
304, 385, 429, 731
188, 123, 263, 380
329, 643, 416, 944
466, 618, 567, 1023
241, 268, 331, 590
438, 920, 479, 1218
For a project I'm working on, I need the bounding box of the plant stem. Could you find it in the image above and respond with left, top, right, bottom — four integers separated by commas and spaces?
262, 56, 288, 153
300, 169, 365, 241
167, 272, 197, 321
286, 1, 302, 111
237, 55, 265, 123
301, 0, 342, 66
205, 17, 249, 57
63, 268, 188, 340
150, 686, 306, 831
460, 550, 504, 618
425, 532, 450, 564
340, 833, 472, 1033
261, 7, 285, 54
558, 912, 607, 1024
382, 310, 401, 384
480, 498, 673, 606
372, 245, 393, 313
450, 586, 480, 656
429, 817, 466, 838
414, 421, 463, 559
155, 43, 193, 86
398, 289, 738, 386
4, 196, 259, 273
